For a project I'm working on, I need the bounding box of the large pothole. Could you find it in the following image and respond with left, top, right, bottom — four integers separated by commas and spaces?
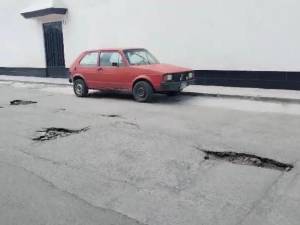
198, 148, 293, 172
10, 100, 37, 105
33, 127, 89, 142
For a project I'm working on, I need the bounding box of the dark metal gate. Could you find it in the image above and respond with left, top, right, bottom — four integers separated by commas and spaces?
43, 21, 66, 77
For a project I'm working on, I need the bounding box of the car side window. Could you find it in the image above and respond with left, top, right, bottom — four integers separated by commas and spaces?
100, 52, 124, 67
80, 52, 99, 66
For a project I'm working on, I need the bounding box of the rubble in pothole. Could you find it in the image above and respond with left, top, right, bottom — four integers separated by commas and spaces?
198, 148, 293, 172
33, 127, 89, 142
10, 100, 37, 105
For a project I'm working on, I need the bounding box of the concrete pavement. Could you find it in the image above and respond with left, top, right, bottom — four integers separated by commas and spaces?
0, 162, 144, 225
0, 81, 300, 225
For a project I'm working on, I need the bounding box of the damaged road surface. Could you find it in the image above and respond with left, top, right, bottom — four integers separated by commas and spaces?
1, 82, 300, 225
200, 149, 294, 172
33, 127, 89, 142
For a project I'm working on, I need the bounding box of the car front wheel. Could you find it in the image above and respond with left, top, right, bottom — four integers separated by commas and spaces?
133, 81, 153, 102
73, 79, 88, 97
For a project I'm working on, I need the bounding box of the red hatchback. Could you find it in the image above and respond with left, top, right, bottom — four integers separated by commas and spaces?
69, 48, 195, 102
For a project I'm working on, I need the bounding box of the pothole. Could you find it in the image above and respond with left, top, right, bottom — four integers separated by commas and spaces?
32, 127, 89, 142
100, 114, 122, 118
198, 148, 293, 172
10, 100, 37, 105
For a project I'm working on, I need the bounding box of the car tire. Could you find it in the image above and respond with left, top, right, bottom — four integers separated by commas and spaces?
133, 81, 153, 102
73, 79, 88, 97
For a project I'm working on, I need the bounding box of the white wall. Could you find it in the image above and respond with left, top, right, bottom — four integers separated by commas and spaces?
1, 0, 300, 71
0, 0, 46, 68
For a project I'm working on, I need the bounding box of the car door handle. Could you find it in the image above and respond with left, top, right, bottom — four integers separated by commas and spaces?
97, 67, 103, 71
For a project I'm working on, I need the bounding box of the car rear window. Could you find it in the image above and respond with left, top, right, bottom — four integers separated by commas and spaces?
80, 52, 99, 66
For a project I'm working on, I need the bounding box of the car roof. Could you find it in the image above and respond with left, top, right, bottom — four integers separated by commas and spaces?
84, 48, 145, 53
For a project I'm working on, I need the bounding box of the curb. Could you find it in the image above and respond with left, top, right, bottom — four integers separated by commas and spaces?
182, 91, 300, 104
0, 79, 72, 87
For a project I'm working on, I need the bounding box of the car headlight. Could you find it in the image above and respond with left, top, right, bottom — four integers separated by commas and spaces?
188, 72, 194, 79
164, 74, 173, 81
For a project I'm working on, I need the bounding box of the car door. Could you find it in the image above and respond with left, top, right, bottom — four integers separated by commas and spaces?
77, 51, 102, 89
97, 51, 130, 90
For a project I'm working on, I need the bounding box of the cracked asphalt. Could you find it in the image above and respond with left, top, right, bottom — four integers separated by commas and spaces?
0, 81, 300, 225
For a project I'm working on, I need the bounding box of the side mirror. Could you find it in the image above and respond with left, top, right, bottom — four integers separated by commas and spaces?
112, 62, 119, 67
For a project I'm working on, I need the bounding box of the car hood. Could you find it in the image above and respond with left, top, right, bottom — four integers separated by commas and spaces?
131, 64, 192, 74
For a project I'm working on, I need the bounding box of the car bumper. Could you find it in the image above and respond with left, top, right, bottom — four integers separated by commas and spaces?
159, 79, 195, 92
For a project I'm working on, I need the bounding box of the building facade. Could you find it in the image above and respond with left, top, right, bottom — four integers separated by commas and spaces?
1, 0, 300, 89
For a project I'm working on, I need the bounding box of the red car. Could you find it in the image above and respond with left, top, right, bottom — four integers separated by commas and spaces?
69, 48, 195, 102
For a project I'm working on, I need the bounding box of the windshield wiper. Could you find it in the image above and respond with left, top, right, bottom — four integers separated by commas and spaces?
134, 53, 150, 64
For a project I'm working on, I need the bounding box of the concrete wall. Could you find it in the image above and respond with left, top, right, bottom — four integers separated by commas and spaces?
1, 0, 300, 71
0, 0, 46, 68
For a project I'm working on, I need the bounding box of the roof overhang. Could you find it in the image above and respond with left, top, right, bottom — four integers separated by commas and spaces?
21, 8, 67, 19
21, 0, 67, 19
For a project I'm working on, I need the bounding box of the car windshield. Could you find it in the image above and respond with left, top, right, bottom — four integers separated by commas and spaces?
124, 49, 159, 65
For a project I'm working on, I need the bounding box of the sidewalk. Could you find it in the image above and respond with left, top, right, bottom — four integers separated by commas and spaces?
184, 85, 300, 103
1, 75, 300, 103
0, 75, 70, 86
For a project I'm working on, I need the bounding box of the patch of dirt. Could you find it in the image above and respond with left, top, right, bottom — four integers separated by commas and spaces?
113, 121, 140, 129
33, 127, 89, 142
10, 100, 37, 105
54, 108, 67, 113
197, 148, 293, 172
122, 121, 140, 129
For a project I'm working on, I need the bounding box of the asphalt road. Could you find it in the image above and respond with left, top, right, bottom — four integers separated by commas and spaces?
0, 81, 300, 225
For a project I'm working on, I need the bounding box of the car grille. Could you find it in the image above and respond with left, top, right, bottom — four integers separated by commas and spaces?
172, 72, 189, 82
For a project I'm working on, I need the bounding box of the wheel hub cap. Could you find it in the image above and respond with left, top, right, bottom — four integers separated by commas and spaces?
75, 84, 83, 95
137, 87, 146, 97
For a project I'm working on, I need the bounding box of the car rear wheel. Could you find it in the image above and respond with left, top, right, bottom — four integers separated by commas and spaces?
133, 81, 153, 102
73, 79, 88, 97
